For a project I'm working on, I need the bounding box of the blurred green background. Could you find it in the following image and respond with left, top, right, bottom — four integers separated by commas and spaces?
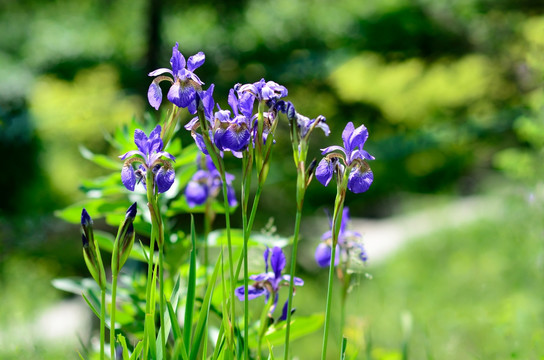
2, 0, 544, 358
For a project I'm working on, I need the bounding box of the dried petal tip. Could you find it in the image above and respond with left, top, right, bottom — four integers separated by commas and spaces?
81, 208, 92, 226
125, 202, 138, 220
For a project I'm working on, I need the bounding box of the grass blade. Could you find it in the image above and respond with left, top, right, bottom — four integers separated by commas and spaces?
184, 215, 197, 348
190, 249, 222, 360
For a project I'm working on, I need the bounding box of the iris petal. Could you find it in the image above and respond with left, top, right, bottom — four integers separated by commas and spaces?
347, 167, 373, 194
147, 82, 163, 110
121, 164, 137, 191
155, 166, 175, 193
315, 158, 334, 187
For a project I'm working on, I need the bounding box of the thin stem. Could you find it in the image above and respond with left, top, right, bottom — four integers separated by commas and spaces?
321, 237, 338, 360
110, 274, 118, 360
241, 151, 253, 360
143, 170, 157, 360
283, 207, 303, 360
159, 244, 167, 358
220, 172, 236, 340
100, 288, 106, 360
321, 175, 347, 360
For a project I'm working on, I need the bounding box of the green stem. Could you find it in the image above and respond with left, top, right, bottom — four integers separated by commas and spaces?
321, 175, 348, 360
100, 288, 106, 360
110, 274, 118, 359
159, 244, 167, 358
220, 172, 236, 340
283, 206, 303, 360
143, 170, 157, 360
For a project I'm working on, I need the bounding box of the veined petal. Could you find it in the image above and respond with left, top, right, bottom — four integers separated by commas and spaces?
168, 82, 196, 109
148, 125, 163, 154
134, 129, 149, 155
220, 125, 250, 151
348, 166, 373, 194
341, 122, 355, 151
187, 51, 205, 72
156, 151, 176, 162
148, 82, 163, 110
348, 123, 369, 152
155, 166, 175, 193
170, 42, 186, 78
121, 164, 137, 191
270, 246, 286, 280
315, 158, 334, 187
148, 68, 173, 77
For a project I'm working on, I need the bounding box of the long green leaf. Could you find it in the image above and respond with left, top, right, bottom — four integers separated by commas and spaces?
130, 341, 144, 360
156, 275, 183, 356
184, 215, 197, 347
261, 313, 325, 347
190, 250, 222, 360
340, 337, 347, 360
117, 334, 130, 360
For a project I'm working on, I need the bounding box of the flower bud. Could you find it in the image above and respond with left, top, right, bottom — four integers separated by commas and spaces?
112, 202, 138, 275
80, 208, 106, 289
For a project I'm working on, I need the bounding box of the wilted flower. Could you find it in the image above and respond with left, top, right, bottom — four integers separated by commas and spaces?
185, 154, 237, 208
316, 122, 374, 193
235, 246, 303, 321
315, 207, 367, 268
119, 125, 175, 194
147, 43, 205, 113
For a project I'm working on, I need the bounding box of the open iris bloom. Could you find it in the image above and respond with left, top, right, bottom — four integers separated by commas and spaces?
212, 88, 255, 153
120, 125, 176, 194
147, 42, 205, 113
235, 246, 304, 321
315, 207, 367, 268
237, 78, 288, 107
316, 121, 375, 193
185, 154, 237, 207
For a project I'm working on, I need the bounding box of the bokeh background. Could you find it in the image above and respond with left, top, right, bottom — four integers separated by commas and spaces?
2, 0, 544, 358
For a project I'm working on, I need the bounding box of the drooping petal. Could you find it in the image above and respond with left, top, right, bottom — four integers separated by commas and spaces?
220, 124, 250, 152
235, 285, 267, 301
155, 166, 175, 193
314, 243, 340, 268
315, 158, 334, 187
167, 82, 196, 109
121, 164, 137, 191
185, 180, 208, 207
187, 51, 205, 72
147, 82, 163, 110
320, 145, 346, 156
192, 133, 209, 155
119, 150, 145, 161
347, 166, 373, 194
270, 246, 286, 280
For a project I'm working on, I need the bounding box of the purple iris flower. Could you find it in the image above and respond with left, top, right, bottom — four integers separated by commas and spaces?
185, 84, 216, 155
235, 246, 304, 320
147, 43, 205, 113
212, 88, 255, 153
237, 78, 288, 106
316, 122, 375, 193
185, 154, 237, 208
315, 207, 367, 268
119, 125, 176, 194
